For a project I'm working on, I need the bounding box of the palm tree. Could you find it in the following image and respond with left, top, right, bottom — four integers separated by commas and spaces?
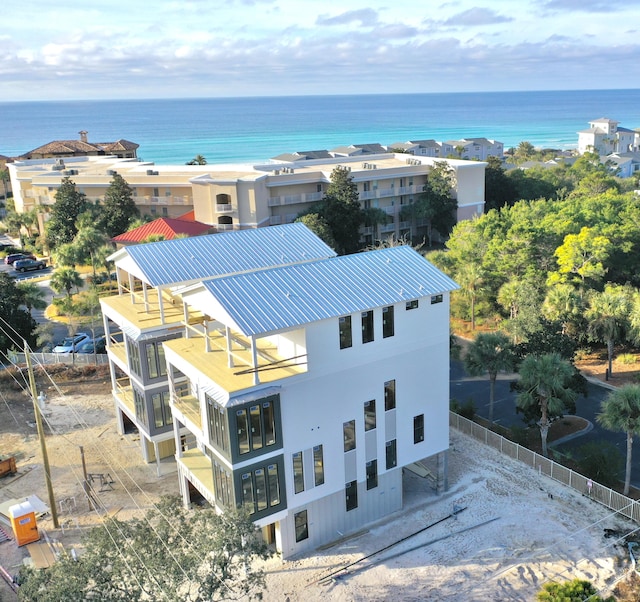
186, 154, 207, 165
515, 353, 578, 457
586, 285, 631, 376
74, 224, 107, 279
17, 281, 47, 317
455, 263, 485, 330
464, 332, 515, 423
542, 283, 583, 336
50, 267, 83, 300
597, 384, 640, 495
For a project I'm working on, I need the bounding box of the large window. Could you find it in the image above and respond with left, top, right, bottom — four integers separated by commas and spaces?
366, 460, 378, 490
364, 400, 376, 431
133, 387, 148, 428
384, 380, 396, 411
345, 480, 358, 511
293, 451, 305, 494
268, 463, 280, 506
145, 342, 167, 379
382, 306, 395, 338
343, 420, 356, 452
386, 439, 397, 470
151, 391, 172, 429
295, 510, 309, 543
126, 338, 141, 377
213, 461, 233, 508
241, 472, 254, 513
361, 310, 374, 344
406, 299, 419, 310
339, 316, 352, 349
313, 445, 324, 486
207, 396, 228, 453
414, 414, 425, 443
240, 463, 282, 516
234, 398, 278, 457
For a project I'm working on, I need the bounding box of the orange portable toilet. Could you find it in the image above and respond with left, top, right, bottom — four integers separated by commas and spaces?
8, 500, 40, 547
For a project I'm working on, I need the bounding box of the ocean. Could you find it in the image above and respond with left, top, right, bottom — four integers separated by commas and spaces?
1, 90, 639, 166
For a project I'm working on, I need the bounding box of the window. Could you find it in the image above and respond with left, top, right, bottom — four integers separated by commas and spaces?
343, 420, 356, 452
255, 468, 268, 512
207, 396, 228, 453
233, 399, 278, 456
361, 311, 374, 344
145, 342, 167, 379
161, 207, 168, 217
126, 338, 141, 377
313, 445, 324, 486
431, 294, 443, 304
133, 388, 148, 428
386, 439, 397, 469
345, 480, 358, 511
364, 400, 376, 431
414, 414, 425, 443
213, 461, 233, 508
366, 460, 378, 490
384, 380, 396, 411
406, 299, 419, 310
268, 463, 280, 506
339, 316, 352, 349
237, 409, 250, 455
382, 306, 394, 338
241, 472, 254, 513
295, 510, 309, 542
293, 452, 305, 494
153, 187, 159, 197
151, 391, 172, 428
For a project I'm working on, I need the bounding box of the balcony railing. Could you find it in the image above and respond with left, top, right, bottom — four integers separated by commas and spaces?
215, 203, 233, 213
173, 388, 202, 431
268, 191, 323, 206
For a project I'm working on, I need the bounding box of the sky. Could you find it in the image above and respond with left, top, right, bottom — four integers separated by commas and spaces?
3, 0, 640, 101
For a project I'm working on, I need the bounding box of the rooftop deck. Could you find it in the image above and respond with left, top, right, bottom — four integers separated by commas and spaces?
165, 333, 306, 396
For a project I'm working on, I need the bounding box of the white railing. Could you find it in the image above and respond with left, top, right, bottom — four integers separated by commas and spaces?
9, 352, 109, 366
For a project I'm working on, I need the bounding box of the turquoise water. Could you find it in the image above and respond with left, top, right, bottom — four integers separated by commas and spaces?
1, 90, 639, 165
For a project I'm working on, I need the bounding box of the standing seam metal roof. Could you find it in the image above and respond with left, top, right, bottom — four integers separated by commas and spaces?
116, 223, 337, 286
198, 245, 458, 336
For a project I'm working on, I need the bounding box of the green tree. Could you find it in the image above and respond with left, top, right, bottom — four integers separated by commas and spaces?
597, 384, 640, 496
0, 166, 10, 201
45, 177, 89, 248
412, 162, 457, 247
53, 241, 82, 268
586, 284, 631, 376
464, 332, 515, 422
99, 173, 140, 238
18, 496, 271, 602
515, 353, 578, 457
16, 281, 47, 317
552, 227, 611, 287
186, 154, 207, 165
542, 283, 584, 336
455, 262, 486, 330
513, 141, 536, 164
295, 213, 337, 250
0, 273, 37, 353
74, 220, 108, 279
537, 578, 611, 601
318, 165, 363, 255
484, 156, 518, 211
50, 267, 83, 300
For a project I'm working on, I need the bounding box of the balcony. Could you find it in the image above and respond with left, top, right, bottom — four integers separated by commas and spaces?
380, 223, 396, 234
173, 389, 202, 432
106, 341, 127, 368
114, 377, 136, 417
177, 448, 215, 505
268, 191, 323, 207
215, 203, 233, 214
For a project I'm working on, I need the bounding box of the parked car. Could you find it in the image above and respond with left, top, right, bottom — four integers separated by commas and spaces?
76, 336, 107, 354
13, 258, 47, 272
5, 252, 36, 265
52, 333, 91, 353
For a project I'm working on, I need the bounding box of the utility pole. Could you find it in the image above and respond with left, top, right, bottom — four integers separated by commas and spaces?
79, 446, 94, 511
25, 342, 59, 528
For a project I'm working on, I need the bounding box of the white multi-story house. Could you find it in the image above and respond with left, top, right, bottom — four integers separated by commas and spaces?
577, 118, 639, 156
99, 224, 337, 472
161, 243, 457, 557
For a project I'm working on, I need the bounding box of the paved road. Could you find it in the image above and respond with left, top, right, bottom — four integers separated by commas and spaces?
450, 360, 639, 489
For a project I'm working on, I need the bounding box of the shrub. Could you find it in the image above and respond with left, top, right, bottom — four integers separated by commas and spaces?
537, 578, 612, 601
576, 441, 623, 488
618, 353, 637, 365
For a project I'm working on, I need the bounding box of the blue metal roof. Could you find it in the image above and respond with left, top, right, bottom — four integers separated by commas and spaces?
115, 223, 337, 287
199, 245, 459, 336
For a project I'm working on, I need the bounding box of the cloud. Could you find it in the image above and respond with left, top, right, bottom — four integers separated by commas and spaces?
541, 0, 640, 12
444, 7, 513, 26
316, 8, 379, 27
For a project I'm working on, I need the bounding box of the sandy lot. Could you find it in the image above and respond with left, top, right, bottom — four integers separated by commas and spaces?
0, 374, 637, 601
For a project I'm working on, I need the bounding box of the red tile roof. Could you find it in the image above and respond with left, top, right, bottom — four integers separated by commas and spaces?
112, 217, 212, 244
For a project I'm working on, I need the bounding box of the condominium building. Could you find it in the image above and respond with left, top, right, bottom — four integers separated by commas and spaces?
8, 151, 486, 243
577, 118, 640, 156
99, 223, 457, 557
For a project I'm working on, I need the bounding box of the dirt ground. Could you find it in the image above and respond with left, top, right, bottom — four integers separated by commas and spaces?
1, 359, 639, 601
